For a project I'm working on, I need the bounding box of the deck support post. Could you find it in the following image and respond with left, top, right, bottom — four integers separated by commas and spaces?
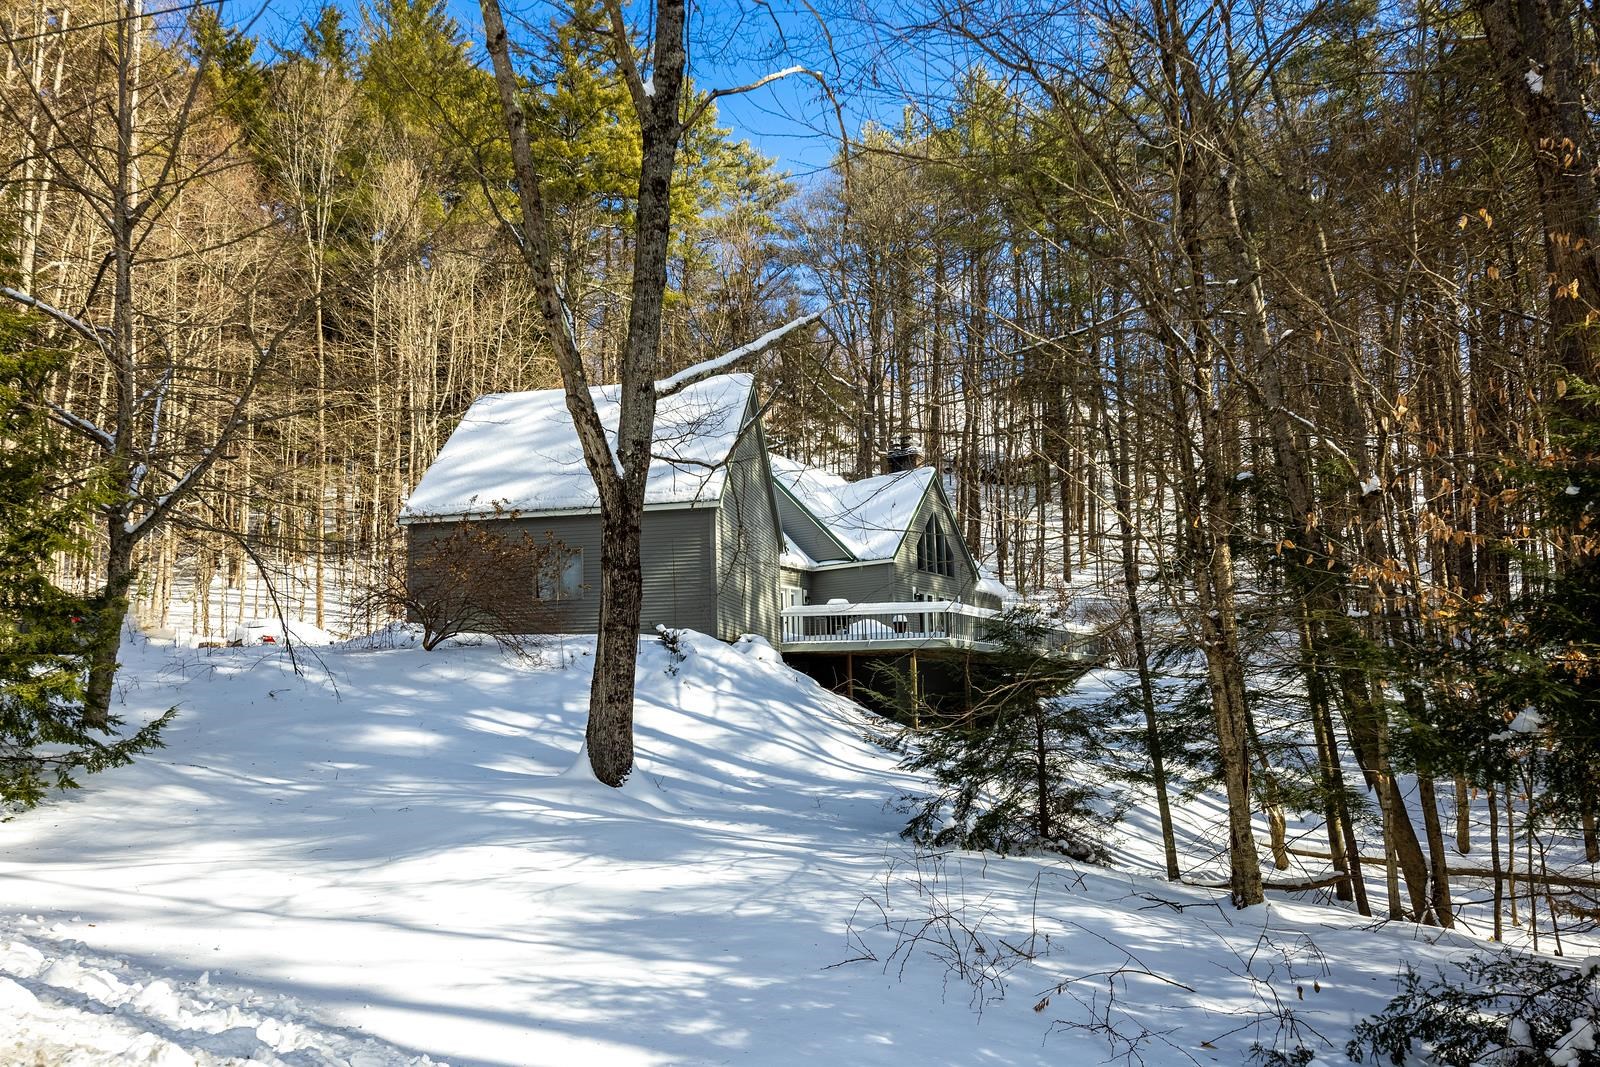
846, 652, 854, 700
909, 651, 920, 728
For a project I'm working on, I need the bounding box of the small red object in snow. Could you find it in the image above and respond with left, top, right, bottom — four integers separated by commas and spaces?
260, 635, 276, 644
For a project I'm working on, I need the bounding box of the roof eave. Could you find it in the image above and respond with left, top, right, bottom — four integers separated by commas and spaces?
397, 497, 721, 526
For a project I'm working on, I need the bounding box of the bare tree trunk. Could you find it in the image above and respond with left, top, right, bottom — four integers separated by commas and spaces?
1100, 388, 1179, 880
480, 0, 813, 784
4, 0, 288, 724
1477, 0, 1600, 383
590, 505, 645, 778
1488, 784, 1504, 940
86, 524, 135, 726
84, 0, 146, 729
1302, 609, 1363, 907
1418, 775, 1455, 928
1583, 797, 1598, 864
1198, 589, 1264, 907
1506, 779, 1520, 926
1034, 707, 1051, 842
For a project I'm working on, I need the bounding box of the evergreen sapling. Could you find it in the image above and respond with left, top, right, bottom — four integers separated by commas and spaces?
899, 608, 1116, 858
0, 245, 172, 811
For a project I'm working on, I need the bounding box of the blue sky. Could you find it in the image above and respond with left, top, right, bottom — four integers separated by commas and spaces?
242, 0, 938, 178
668, 0, 976, 178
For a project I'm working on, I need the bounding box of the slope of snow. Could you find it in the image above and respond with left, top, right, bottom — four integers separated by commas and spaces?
400, 373, 754, 519
0, 631, 1569, 1066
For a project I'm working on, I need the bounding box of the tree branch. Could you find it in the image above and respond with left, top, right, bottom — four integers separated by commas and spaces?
122, 308, 303, 543
682, 65, 819, 131
656, 311, 824, 397
601, 0, 651, 121
1, 286, 108, 351
45, 404, 116, 452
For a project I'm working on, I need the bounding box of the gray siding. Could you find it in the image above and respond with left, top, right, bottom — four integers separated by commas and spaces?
407, 508, 717, 636
778, 566, 813, 604
773, 488, 851, 563
714, 404, 782, 642
641, 509, 720, 633
892, 483, 999, 607
808, 562, 898, 604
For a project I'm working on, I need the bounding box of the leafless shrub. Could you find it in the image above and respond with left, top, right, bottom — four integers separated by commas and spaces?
834, 850, 1046, 1014
837, 853, 1337, 1065
361, 521, 577, 659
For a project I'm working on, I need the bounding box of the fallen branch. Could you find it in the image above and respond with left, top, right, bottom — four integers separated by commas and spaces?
1286, 847, 1600, 891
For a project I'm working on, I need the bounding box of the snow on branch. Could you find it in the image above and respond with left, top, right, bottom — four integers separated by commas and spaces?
656, 312, 823, 398
2, 286, 107, 351
683, 66, 823, 130
47, 404, 115, 451
125, 450, 212, 537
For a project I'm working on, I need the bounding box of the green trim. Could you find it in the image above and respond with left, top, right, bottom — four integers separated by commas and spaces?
893, 473, 981, 582
771, 478, 858, 562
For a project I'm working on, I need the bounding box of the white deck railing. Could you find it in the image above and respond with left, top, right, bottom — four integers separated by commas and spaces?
779, 600, 1097, 658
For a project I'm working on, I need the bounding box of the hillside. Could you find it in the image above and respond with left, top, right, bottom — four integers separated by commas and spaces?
0, 630, 1564, 1066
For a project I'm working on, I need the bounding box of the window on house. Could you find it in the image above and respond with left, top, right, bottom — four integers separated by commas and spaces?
916, 518, 956, 577
535, 548, 584, 601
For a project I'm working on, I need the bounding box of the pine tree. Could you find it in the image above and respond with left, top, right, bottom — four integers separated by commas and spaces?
1502, 379, 1600, 858
901, 609, 1115, 858
0, 246, 172, 812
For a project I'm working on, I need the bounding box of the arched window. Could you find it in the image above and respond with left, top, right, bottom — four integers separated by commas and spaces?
916, 518, 955, 577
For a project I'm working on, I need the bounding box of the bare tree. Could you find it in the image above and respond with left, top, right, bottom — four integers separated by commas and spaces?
1, 0, 307, 724
478, 0, 819, 784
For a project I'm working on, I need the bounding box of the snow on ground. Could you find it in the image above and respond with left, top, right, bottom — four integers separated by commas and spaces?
1067, 661, 1600, 952
0, 914, 439, 1066
0, 629, 1578, 1066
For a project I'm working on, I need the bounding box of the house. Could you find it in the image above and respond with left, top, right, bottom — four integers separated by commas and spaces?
400, 372, 1087, 699
769, 454, 1011, 637
400, 373, 782, 643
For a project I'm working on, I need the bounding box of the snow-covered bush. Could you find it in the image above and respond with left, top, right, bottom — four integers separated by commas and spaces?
1348, 952, 1600, 1066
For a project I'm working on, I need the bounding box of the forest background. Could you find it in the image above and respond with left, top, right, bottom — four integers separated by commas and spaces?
3, 0, 1599, 921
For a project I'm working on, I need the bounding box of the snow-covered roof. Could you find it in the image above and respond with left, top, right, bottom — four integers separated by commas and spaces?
779, 534, 817, 571
401, 374, 754, 520
769, 456, 935, 561
976, 575, 1016, 603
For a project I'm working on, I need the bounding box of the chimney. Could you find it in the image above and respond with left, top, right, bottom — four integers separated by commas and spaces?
884, 435, 922, 474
